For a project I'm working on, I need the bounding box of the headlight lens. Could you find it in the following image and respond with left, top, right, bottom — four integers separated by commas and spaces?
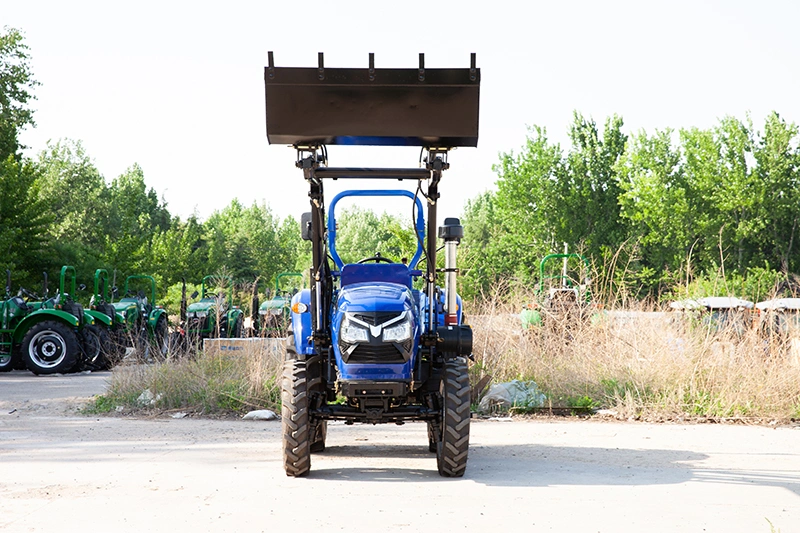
383, 320, 412, 342
195, 311, 208, 318
187, 311, 196, 318
341, 317, 369, 344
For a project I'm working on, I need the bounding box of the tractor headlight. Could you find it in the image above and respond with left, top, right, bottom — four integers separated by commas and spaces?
340, 315, 369, 344
258, 309, 268, 316
383, 319, 412, 343
195, 311, 208, 318
188, 311, 196, 318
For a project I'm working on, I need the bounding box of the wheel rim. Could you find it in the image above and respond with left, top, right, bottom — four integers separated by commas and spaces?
28, 330, 68, 368
0, 354, 11, 367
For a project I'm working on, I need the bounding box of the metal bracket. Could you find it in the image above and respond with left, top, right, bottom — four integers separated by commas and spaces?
369, 52, 375, 81
267, 51, 275, 79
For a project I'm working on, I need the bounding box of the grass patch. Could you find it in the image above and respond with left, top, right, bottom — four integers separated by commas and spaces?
100, 340, 282, 416
468, 296, 800, 421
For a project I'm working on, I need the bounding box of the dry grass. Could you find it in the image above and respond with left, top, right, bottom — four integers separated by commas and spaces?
468, 297, 800, 421
96, 339, 284, 415
92, 299, 800, 422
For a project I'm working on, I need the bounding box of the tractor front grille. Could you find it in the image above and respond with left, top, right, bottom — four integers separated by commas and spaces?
347, 344, 405, 364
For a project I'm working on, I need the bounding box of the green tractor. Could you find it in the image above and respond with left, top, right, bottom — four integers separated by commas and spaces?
87, 268, 128, 366
257, 272, 303, 337
1, 270, 83, 374
185, 275, 244, 341
521, 252, 594, 330
110, 274, 169, 359
53, 266, 115, 369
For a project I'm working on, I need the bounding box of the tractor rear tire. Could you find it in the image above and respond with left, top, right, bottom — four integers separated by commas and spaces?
281, 331, 311, 476
22, 321, 80, 375
436, 357, 471, 477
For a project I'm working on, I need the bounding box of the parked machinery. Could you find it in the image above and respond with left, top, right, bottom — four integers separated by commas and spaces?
110, 275, 169, 359
258, 272, 303, 337
265, 52, 479, 477
185, 275, 243, 340
1, 269, 82, 374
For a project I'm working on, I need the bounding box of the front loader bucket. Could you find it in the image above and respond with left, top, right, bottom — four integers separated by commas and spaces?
264, 53, 480, 147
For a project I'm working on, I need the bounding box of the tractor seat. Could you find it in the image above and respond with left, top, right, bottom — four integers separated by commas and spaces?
340, 263, 413, 289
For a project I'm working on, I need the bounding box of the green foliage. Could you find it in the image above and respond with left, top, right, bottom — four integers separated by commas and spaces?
334, 206, 418, 264
3, 32, 799, 309
0, 26, 39, 160
0, 155, 51, 288
470, 111, 800, 302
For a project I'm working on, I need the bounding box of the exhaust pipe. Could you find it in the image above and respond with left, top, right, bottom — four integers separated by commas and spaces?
438, 218, 463, 326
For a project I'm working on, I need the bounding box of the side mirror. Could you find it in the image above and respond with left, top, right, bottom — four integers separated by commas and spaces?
190, 290, 199, 299
301, 212, 313, 241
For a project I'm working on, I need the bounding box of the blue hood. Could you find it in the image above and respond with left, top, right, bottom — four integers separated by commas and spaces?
332, 282, 419, 381
336, 282, 414, 314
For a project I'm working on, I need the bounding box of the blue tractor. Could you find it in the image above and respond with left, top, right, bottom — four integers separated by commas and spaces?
265, 52, 480, 477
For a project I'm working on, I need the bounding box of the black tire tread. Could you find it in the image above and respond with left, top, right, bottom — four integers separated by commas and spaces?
21, 320, 79, 375
437, 357, 471, 477
281, 331, 311, 476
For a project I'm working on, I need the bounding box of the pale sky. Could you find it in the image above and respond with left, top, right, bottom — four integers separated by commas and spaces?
5, 0, 800, 223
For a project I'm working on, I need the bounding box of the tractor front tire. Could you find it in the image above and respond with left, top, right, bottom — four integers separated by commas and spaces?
436, 357, 471, 477
281, 332, 311, 476
0, 352, 14, 372
22, 321, 79, 375
79, 325, 103, 371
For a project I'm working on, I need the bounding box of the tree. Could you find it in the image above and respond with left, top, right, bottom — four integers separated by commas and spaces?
492, 125, 564, 282
616, 128, 691, 278
0, 27, 39, 160
0, 155, 50, 287
556, 113, 627, 255
35, 139, 109, 272
104, 164, 171, 274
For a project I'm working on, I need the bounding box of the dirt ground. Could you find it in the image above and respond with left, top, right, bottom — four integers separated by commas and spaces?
1, 370, 799, 533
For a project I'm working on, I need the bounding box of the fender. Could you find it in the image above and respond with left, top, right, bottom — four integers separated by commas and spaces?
148, 308, 167, 328
115, 311, 127, 327
85, 309, 112, 327
13, 310, 79, 343
81, 311, 96, 326
290, 289, 314, 355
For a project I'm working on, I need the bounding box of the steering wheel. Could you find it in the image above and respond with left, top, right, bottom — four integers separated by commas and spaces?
357, 255, 395, 264
20, 287, 39, 300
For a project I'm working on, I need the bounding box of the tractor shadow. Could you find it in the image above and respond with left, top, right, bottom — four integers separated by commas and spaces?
311, 442, 800, 495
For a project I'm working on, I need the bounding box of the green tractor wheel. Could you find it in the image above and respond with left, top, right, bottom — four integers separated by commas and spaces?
22, 321, 79, 375
79, 326, 103, 369
84, 324, 113, 370
152, 315, 169, 359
